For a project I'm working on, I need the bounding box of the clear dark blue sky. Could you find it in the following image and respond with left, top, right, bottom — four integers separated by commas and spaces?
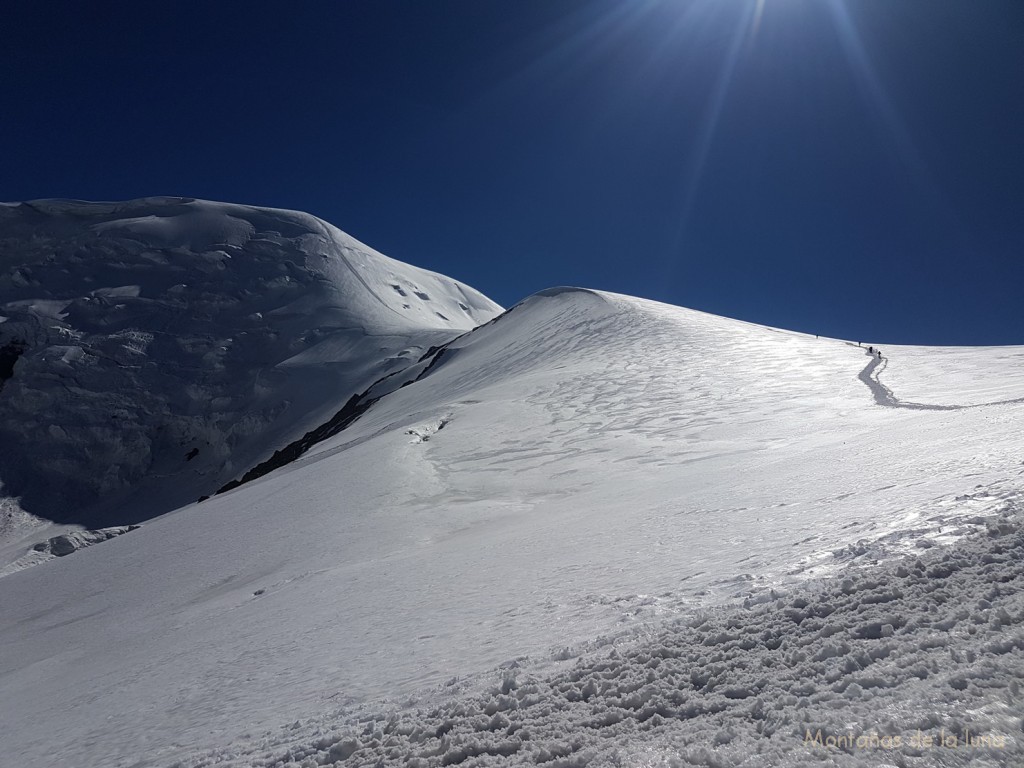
3, 1, 1022, 344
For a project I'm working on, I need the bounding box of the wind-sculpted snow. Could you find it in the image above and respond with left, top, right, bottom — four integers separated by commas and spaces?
0, 198, 501, 528
213, 288, 614, 493
178, 507, 1024, 768
1, 269, 1023, 767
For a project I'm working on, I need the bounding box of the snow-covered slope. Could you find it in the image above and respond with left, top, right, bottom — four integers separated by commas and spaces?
0, 198, 501, 536
0, 279, 1021, 768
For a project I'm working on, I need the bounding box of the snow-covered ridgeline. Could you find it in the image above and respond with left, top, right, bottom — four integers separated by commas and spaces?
0, 198, 501, 530
2, 199, 1024, 768
2, 278, 1023, 768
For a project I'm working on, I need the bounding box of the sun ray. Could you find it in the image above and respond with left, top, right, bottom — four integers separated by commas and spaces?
822, 0, 917, 170
822, 0, 965, 245
750, 0, 767, 44
660, 1, 757, 290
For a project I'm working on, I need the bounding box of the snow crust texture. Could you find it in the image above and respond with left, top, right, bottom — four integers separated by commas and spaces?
0, 198, 501, 526
180, 509, 1024, 768
1, 203, 1023, 768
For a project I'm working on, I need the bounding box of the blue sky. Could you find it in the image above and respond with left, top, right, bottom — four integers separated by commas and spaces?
2, 0, 1022, 344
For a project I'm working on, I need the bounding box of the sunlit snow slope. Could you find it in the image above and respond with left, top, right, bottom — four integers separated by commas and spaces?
0, 198, 501, 541
1, 281, 1022, 768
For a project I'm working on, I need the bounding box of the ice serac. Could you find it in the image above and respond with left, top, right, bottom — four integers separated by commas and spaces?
0, 197, 502, 528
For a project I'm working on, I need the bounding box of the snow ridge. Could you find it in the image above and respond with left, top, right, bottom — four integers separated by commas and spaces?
213, 288, 608, 496
2, 201, 1024, 768
0, 198, 502, 527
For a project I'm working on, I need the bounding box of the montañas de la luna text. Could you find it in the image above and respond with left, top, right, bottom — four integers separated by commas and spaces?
804, 728, 1007, 750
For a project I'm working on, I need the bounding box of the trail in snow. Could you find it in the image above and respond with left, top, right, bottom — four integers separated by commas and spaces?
858, 351, 956, 411
857, 348, 1024, 410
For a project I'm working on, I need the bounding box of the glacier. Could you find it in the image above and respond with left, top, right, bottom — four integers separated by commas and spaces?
0, 199, 1021, 767
0, 197, 501, 536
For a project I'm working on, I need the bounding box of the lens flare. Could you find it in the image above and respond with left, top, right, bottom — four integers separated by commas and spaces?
821, 0, 961, 242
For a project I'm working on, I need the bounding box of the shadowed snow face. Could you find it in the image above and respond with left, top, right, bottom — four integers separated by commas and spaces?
0, 198, 501, 526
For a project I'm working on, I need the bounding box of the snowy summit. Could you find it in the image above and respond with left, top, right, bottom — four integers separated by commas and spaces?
0, 198, 1022, 768
0, 197, 501, 533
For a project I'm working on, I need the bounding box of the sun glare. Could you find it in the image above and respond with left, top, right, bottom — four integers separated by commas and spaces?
751, 0, 767, 40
